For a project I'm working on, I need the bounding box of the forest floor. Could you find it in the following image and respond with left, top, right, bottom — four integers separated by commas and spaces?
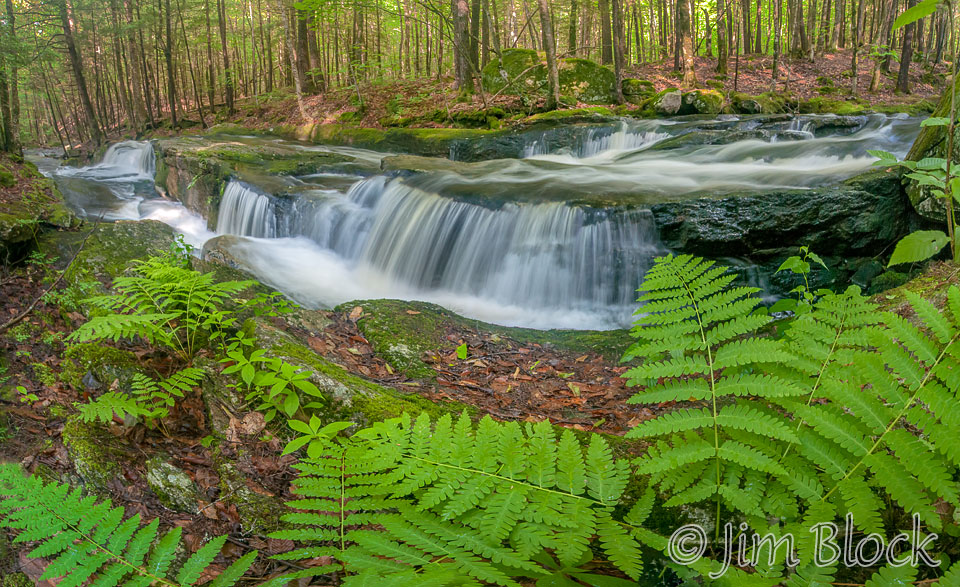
204, 48, 946, 132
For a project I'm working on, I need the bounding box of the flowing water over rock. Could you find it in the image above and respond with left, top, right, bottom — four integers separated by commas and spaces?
47, 114, 922, 329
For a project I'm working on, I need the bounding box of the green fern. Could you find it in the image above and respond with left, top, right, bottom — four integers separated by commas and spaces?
0, 464, 256, 586
622, 254, 803, 524
68, 255, 290, 361
77, 367, 206, 425
268, 412, 643, 586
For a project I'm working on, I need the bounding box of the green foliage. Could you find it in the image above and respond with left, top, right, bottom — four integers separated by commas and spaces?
76, 367, 206, 425
68, 253, 290, 362
623, 254, 960, 583
0, 464, 256, 586
219, 332, 324, 422
887, 229, 951, 266
267, 412, 645, 586
892, 0, 942, 29
769, 246, 828, 315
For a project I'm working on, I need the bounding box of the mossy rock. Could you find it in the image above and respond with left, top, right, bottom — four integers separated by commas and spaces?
0, 169, 77, 251
305, 124, 501, 158
39, 219, 176, 284
621, 79, 656, 105
1, 575, 32, 587
558, 58, 616, 104
250, 315, 469, 425
681, 89, 725, 115
798, 96, 868, 116
522, 106, 616, 124
904, 75, 960, 222
730, 92, 786, 114
61, 416, 125, 492
146, 455, 202, 512
60, 343, 139, 391
210, 447, 286, 534
480, 48, 547, 97
868, 269, 912, 295
652, 89, 683, 115
0, 165, 15, 188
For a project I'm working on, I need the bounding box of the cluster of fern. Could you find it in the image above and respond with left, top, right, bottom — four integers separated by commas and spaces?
0, 464, 255, 586
622, 254, 960, 584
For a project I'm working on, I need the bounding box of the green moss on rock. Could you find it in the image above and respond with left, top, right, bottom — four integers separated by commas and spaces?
798, 96, 868, 115
480, 48, 547, 97
904, 76, 960, 222
621, 79, 655, 105
681, 89, 725, 115
61, 416, 124, 492
558, 58, 616, 104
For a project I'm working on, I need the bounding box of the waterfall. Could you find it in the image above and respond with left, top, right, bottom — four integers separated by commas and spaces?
523, 121, 669, 159
217, 175, 662, 319
100, 141, 156, 176
217, 181, 277, 238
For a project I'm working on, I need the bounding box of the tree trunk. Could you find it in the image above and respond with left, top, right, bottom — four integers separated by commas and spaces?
896, 0, 916, 93
163, 0, 177, 128
741, 0, 751, 53
275, 0, 308, 117
678, 0, 697, 86
717, 0, 728, 73
568, 0, 578, 54
218, 0, 234, 112
537, 0, 560, 109
470, 0, 482, 68
57, 0, 102, 144
3, 0, 20, 154
612, 0, 626, 100
452, 0, 471, 90
599, 0, 613, 63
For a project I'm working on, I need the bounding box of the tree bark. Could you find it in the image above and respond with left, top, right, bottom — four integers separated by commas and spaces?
452, 0, 471, 90
568, 0, 578, 54
678, 0, 697, 87
537, 0, 560, 109
599, 0, 613, 63
163, 0, 177, 128
3, 0, 20, 154
57, 0, 102, 145
896, 0, 916, 93
218, 0, 234, 112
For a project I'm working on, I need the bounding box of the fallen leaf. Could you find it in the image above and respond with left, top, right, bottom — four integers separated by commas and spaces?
349, 306, 364, 320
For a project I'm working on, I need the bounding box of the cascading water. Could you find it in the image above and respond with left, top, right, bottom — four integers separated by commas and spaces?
49, 114, 924, 330
217, 182, 277, 238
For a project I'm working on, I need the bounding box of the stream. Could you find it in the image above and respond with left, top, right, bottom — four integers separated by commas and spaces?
35, 113, 921, 330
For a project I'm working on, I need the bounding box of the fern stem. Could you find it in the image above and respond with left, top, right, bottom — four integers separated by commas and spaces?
670, 263, 722, 541
404, 456, 609, 506
37, 499, 179, 587
821, 330, 960, 504
780, 302, 848, 463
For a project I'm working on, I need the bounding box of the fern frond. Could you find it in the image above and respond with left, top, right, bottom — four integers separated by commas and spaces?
0, 465, 255, 586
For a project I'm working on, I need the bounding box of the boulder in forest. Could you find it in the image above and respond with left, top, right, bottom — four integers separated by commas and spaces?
653, 89, 683, 115
481, 48, 547, 96
682, 89, 725, 115
558, 58, 617, 104
621, 78, 656, 104
904, 75, 960, 222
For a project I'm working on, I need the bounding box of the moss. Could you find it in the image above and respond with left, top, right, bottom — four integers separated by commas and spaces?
29, 362, 57, 387
682, 89, 725, 115
621, 78, 656, 105
798, 96, 868, 115
868, 269, 912, 295
307, 124, 501, 157
480, 48, 547, 97
60, 343, 139, 390
523, 106, 615, 124
40, 220, 176, 285
61, 416, 124, 492
0, 575, 32, 587
0, 164, 15, 188
210, 446, 286, 534
558, 58, 617, 104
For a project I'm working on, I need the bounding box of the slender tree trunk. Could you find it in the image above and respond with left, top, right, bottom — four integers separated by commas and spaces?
3, 0, 20, 154
772, 0, 782, 87
896, 0, 916, 93
612, 0, 626, 100
678, 0, 697, 86
470, 0, 481, 68
741, 0, 751, 52
568, 0, 578, 54
537, 0, 559, 109
218, 0, 234, 112
717, 0, 728, 72
452, 0, 472, 90
276, 0, 308, 117
57, 0, 102, 144
163, 0, 177, 128
599, 0, 613, 63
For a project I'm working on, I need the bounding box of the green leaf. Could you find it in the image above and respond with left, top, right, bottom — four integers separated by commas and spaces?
893, 0, 940, 29
921, 117, 951, 127
456, 343, 468, 360
888, 230, 949, 267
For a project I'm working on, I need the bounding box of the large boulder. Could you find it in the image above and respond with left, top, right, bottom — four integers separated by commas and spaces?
480, 48, 546, 96
904, 76, 960, 222
682, 90, 725, 115
558, 58, 616, 104
653, 89, 683, 115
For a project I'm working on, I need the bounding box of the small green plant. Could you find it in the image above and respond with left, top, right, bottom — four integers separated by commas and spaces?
220, 333, 324, 422
15, 386, 38, 405
76, 368, 206, 427
0, 464, 256, 585
769, 245, 829, 315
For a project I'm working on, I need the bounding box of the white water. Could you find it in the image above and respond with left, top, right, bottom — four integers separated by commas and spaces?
50, 115, 922, 330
